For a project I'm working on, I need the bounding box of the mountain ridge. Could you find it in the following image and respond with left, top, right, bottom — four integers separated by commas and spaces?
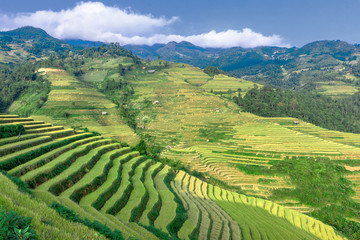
0, 26, 80, 63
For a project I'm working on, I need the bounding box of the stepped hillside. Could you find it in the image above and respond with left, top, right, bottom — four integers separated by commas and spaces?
1, 49, 358, 235
0, 115, 346, 239
18, 67, 139, 145
119, 61, 360, 204
18, 59, 360, 237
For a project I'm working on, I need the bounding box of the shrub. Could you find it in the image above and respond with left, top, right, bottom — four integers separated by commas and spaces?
0, 208, 38, 240
310, 205, 360, 240
139, 224, 173, 240
50, 202, 124, 240
0, 171, 33, 196
0, 124, 25, 138
164, 170, 187, 238
272, 156, 353, 207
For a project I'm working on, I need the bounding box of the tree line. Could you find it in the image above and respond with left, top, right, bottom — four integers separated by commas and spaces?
233, 85, 360, 133
0, 62, 49, 113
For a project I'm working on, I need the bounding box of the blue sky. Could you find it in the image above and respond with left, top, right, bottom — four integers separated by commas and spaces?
0, 0, 359, 48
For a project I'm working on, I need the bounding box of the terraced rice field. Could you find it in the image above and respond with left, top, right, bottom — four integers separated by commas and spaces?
126, 62, 360, 211
0, 115, 345, 239
172, 170, 344, 240
33, 68, 139, 145
201, 74, 257, 96
316, 81, 359, 96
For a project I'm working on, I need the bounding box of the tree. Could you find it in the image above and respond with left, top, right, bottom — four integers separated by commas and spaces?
291, 98, 299, 110
118, 64, 125, 76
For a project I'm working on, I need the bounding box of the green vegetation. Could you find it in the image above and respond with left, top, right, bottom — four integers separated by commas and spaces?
0, 124, 24, 138
50, 202, 124, 240
0, 115, 343, 239
272, 157, 353, 206
0, 170, 33, 196
310, 205, 360, 240
198, 125, 233, 142
127, 40, 360, 93
0, 62, 50, 113
0, 132, 90, 171
2, 31, 360, 239
211, 187, 322, 240
31, 68, 138, 145
0, 172, 107, 240
203, 66, 229, 77
0, 208, 38, 240
119, 59, 360, 238
271, 157, 360, 239
235, 85, 360, 133
0, 26, 80, 63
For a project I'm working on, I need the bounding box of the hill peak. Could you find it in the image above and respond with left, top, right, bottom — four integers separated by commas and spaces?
299, 40, 356, 55
1, 26, 51, 40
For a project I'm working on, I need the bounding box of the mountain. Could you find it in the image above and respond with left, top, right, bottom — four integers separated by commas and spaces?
0, 26, 80, 63
124, 40, 358, 66
124, 41, 292, 68
125, 41, 224, 67
298, 40, 356, 59
1, 26, 360, 94
124, 40, 360, 92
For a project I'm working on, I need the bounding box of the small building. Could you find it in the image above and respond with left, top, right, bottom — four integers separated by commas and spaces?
293, 121, 299, 125
148, 70, 156, 73
214, 108, 220, 113
153, 100, 160, 105
102, 112, 107, 115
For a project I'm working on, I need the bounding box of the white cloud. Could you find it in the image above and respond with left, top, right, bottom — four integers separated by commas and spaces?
0, 1, 289, 48
101, 29, 290, 48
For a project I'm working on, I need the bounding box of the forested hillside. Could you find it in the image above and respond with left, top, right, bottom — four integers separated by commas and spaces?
233, 85, 360, 133
0, 26, 81, 63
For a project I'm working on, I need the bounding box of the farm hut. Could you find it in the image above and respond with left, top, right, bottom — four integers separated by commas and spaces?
153, 100, 160, 105
102, 112, 107, 115
293, 121, 299, 124
148, 70, 156, 73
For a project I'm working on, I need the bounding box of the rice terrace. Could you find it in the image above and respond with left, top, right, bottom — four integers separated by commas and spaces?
2, 1, 360, 239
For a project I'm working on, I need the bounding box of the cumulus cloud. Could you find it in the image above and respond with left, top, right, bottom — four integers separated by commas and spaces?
0, 1, 289, 48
